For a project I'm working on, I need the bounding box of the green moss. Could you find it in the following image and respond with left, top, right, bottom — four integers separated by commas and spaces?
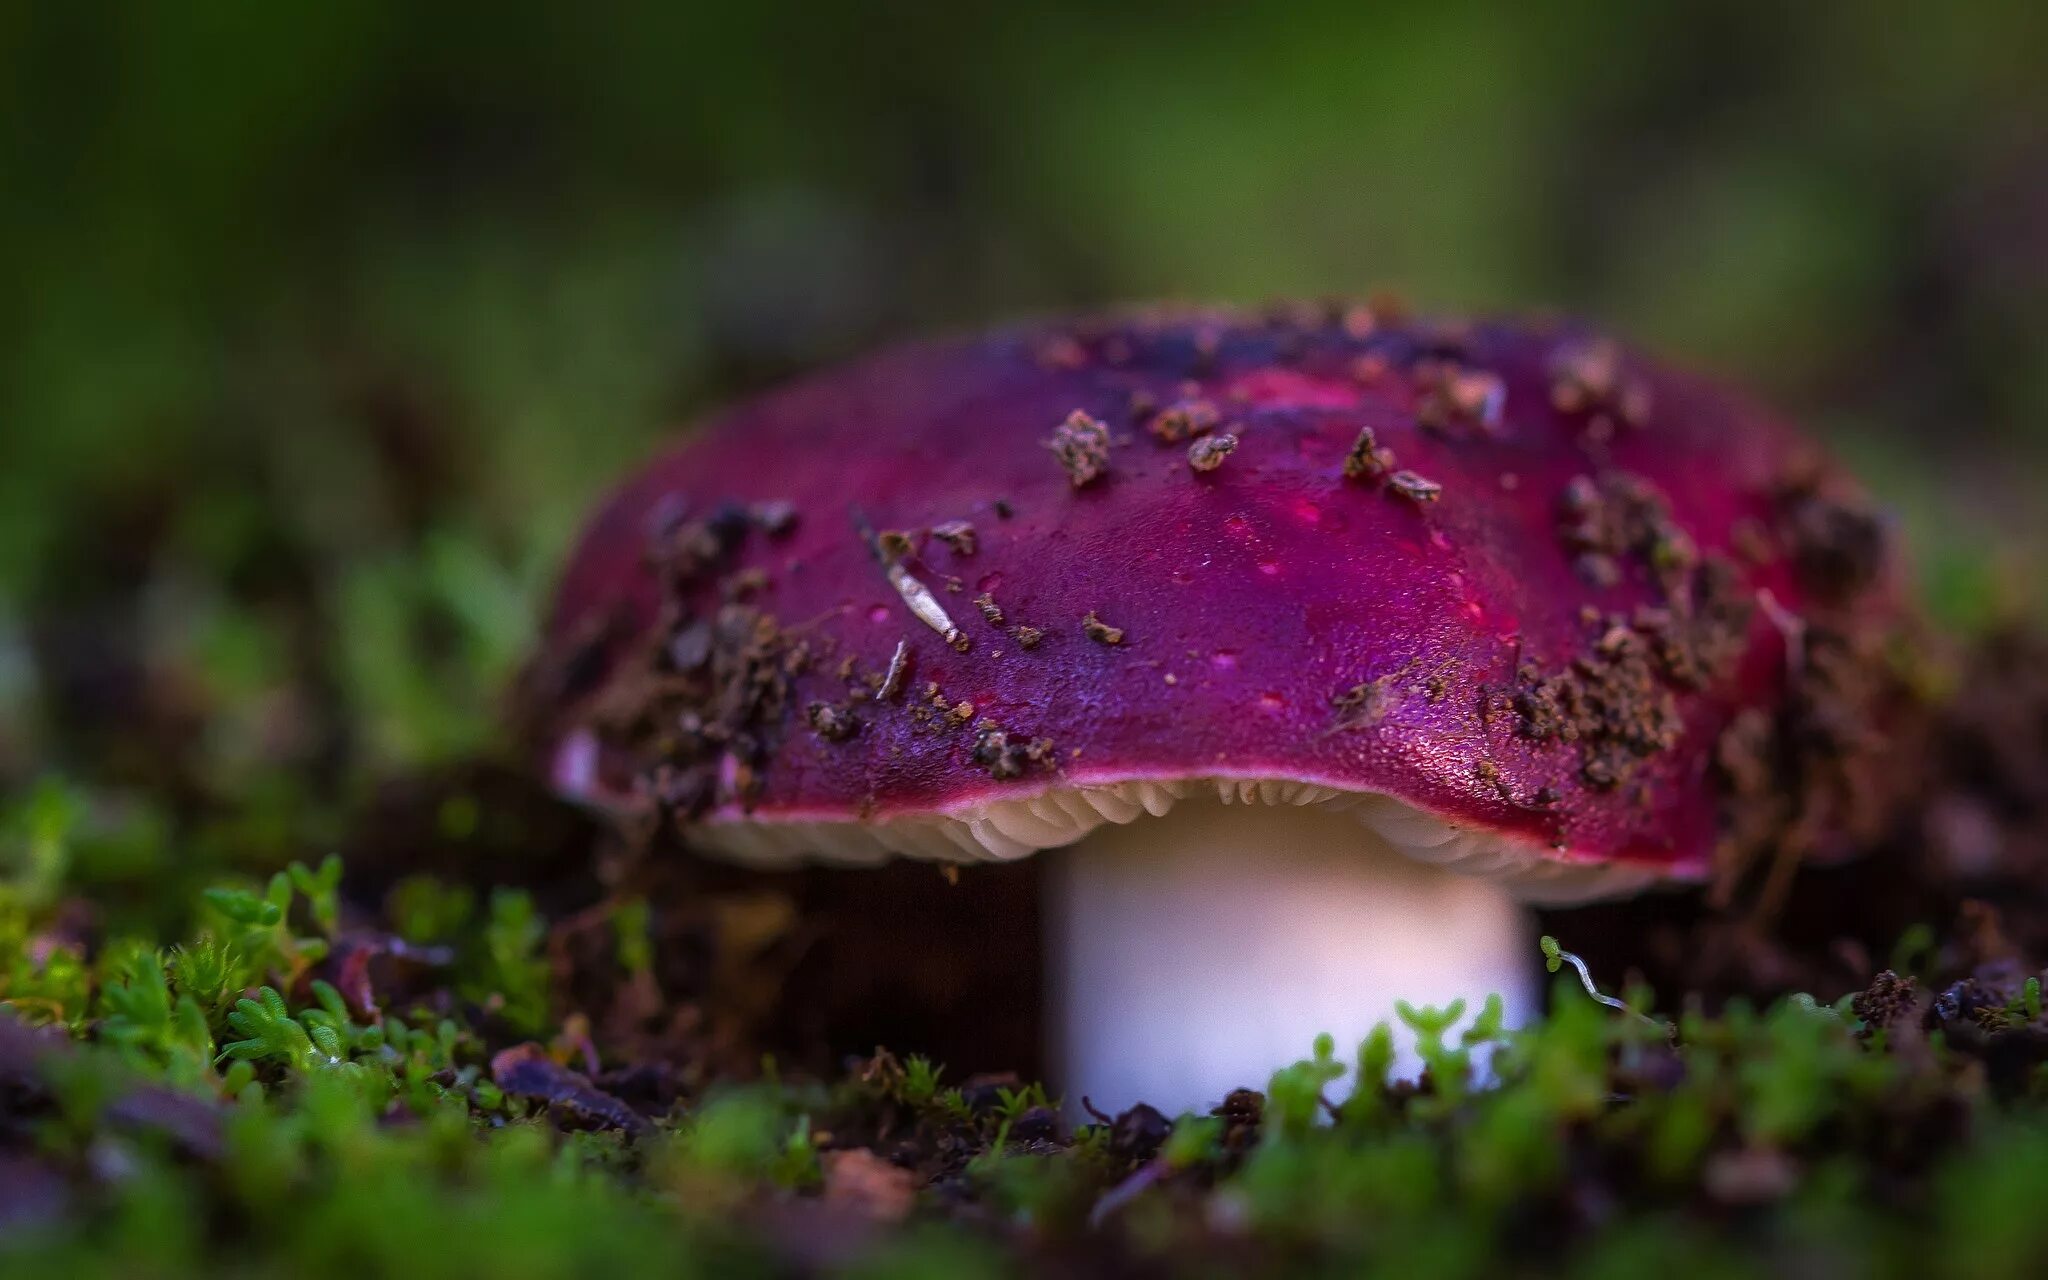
12, 847, 2045, 1277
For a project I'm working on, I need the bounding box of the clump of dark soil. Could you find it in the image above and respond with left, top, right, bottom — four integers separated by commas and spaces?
1546, 623, 2048, 1010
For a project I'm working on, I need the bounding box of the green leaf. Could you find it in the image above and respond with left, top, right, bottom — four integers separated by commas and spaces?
203, 888, 281, 927
218, 986, 320, 1070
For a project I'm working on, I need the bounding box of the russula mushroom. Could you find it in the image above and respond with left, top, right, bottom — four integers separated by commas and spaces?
531, 308, 1896, 1115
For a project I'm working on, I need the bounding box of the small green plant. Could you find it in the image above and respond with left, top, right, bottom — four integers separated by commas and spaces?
613, 896, 654, 977
218, 986, 339, 1071
288, 854, 344, 937
1266, 1033, 1344, 1139
773, 1114, 823, 1190
200, 861, 335, 987
97, 944, 213, 1079
389, 874, 477, 944
464, 887, 551, 1034
165, 935, 244, 1015
1338, 1021, 1399, 1125
993, 1081, 1052, 1126
0, 778, 82, 914
1160, 1114, 1223, 1170
900, 1054, 945, 1106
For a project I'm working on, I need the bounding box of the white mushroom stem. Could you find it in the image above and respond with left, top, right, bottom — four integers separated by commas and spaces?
1045, 799, 1534, 1118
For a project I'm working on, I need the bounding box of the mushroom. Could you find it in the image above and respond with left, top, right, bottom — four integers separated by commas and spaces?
532, 308, 1895, 1115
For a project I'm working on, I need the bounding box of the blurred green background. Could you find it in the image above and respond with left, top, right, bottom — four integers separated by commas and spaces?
3, 3, 2044, 858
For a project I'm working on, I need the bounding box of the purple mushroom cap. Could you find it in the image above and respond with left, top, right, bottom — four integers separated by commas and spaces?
536, 307, 1892, 894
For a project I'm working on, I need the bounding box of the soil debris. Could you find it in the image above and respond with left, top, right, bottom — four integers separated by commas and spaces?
1510, 542, 1753, 791
1187, 433, 1238, 473
648, 502, 752, 587
806, 700, 860, 743
1342, 427, 1396, 483
1081, 611, 1126, 645
1414, 360, 1505, 437
1388, 470, 1442, 503
1331, 676, 1401, 731
1548, 338, 1651, 433
1146, 398, 1221, 443
1511, 642, 1684, 791
931, 521, 978, 556
749, 500, 799, 537
1049, 410, 1111, 487
969, 723, 1057, 780
597, 599, 797, 821
1558, 472, 1696, 595
1773, 470, 1888, 605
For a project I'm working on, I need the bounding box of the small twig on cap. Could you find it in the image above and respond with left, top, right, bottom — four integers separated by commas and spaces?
879, 639, 912, 701
854, 509, 970, 652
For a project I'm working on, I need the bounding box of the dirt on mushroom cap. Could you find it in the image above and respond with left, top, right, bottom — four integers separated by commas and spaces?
530, 307, 1911, 880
